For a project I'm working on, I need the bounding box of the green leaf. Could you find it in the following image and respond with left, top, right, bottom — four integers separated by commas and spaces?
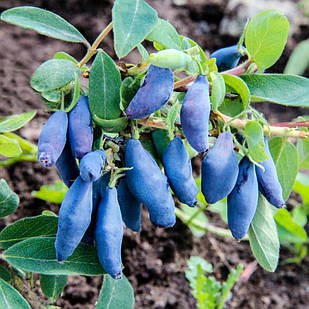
0, 278, 31, 308
0, 179, 19, 218
41, 90, 62, 103
3, 237, 105, 276
31, 59, 79, 92
297, 137, 309, 169
269, 137, 299, 200
210, 72, 226, 111
277, 224, 306, 244
244, 121, 268, 162
146, 18, 181, 50
89, 51, 122, 120
0, 111, 36, 133
222, 74, 250, 110
92, 115, 128, 133
207, 199, 228, 224
294, 173, 309, 206
32, 181, 68, 204
96, 275, 135, 309
245, 10, 289, 69
274, 209, 307, 240
54, 51, 78, 64
40, 274, 68, 301
195, 177, 206, 205
0, 135, 22, 157
0, 215, 58, 249
1, 6, 87, 44
137, 44, 149, 62
248, 195, 280, 272
284, 39, 309, 75
112, 0, 158, 58
166, 103, 180, 137
218, 97, 244, 117
0, 266, 11, 282
120, 77, 140, 113
152, 129, 170, 159
240, 74, 309, 107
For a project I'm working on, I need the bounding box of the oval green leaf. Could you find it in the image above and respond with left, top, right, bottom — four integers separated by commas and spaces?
248, 194, 280, 272
0, 179, 19, 218
0, 135, 22, 157
112, 0, 158, 58
32, 181, 67, 204
241, 74, 309, 107
274, 209, 307, 240
89, 50, 121, 120
210, 72, 226, 111
284, 39, 309, 75
96, 275, 135, 309
0, 215, 58, 249
3, 237, 105, 276
0, 111, 36, 133
245, 10, 289, 70
244, 121, 268, 162
0, 278, 31, 308
1, 6, 88, 44
40, 274, 68, 301
222, 74, 250, 110
31, 59, 79, 93
146, 18, 181, 50
0, 265, 11, 282
269, 137, 299, 200
297, 137, 309, 169
92, 115, 128, 133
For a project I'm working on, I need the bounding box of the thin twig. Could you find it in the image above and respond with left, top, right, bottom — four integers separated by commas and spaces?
78, 22, 113, 68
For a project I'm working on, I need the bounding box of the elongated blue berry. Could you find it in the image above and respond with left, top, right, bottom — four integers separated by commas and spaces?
180, 75, 210, 153
227, 157, 259, 240
55, 176, 93, 260
125, 139, 176, 227
162, 137, 198, 207
79, 150, 106, 182
126, 65, 174, 119
38, 111, 68, 167
95, 186, 123, 279
117, 178, 142, 232
82, 173, 110, 245
210, 45, 242, 72
55, 142, 79, 188
68, 96, 93, 159
256, 138, 285, 208
202, 132, 239, 204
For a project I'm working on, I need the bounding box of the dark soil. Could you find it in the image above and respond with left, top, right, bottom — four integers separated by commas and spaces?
1, 0, 309, 308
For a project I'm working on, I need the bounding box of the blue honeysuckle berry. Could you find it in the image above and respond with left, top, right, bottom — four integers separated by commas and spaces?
227, 156, 259, 240
38, 110, 68, 167
55, 142, 79, 188
117, 178, 142, 232
256, 138, 285, 208
125, 139, 176, 228
95, 186, 123, 279
55, 176, 93, 261
202, 132, 239, 204
68, 96, 93, 160
79, 150, 106, 182
210, 44, 242, 72
162, 136, 198, 207
126, 65, 174, 119
180, 75, 210, 153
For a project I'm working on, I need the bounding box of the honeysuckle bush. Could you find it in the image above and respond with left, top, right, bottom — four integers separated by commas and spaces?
0, 1, 308, 308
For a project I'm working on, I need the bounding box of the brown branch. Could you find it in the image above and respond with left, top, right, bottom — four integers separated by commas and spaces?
270, 121, 309, 128
138, 114, 309, 139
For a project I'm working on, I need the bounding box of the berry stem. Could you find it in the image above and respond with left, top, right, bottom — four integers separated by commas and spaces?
78, 22, 113, 68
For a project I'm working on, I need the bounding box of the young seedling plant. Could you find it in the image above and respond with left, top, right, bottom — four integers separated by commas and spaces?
0, 1, 309, 307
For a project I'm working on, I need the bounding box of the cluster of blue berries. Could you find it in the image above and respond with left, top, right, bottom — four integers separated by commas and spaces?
37, 45, 285, 279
